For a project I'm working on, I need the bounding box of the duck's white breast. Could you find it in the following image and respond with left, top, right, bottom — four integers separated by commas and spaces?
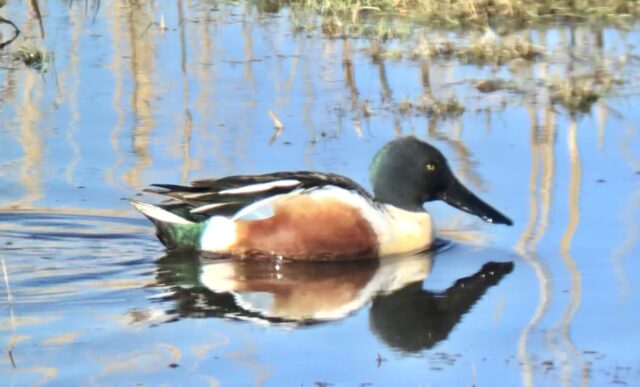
304, 187, 434, 256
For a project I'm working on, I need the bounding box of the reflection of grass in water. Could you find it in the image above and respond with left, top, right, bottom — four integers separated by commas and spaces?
248, 0, 638, 116
251, 0, 638, 116
370, 30, 625, 115
2, 257, 17, 368
467, 71, 621, 114
366, 31, 544, 64
13, 46, 51, 72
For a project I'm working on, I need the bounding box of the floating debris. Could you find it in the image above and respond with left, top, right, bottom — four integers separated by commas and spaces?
354, 119, 362, 137
476, 80, 504, 93
361, 100, 373, 117
160, 14, 167, 31
268, 110, 284, 145
268, 110, 284, 130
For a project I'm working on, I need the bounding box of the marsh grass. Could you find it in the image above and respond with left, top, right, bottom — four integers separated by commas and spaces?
396, 95, 465, 119
13, 45, 51, 71
548, 71, 622, 113
261, 0, 640, 39
291, 9, 411, 38
408, 33, 544, 65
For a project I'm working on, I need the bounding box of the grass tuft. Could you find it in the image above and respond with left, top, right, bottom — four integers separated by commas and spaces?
409, 32, 544, 65
396, 95, 465, 119
13, 45, 51, 72
548, 71, 622, 113
257, 0, 640, 39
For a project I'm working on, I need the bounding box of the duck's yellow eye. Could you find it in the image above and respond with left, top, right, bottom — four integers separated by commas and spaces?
426, 163, 436, 171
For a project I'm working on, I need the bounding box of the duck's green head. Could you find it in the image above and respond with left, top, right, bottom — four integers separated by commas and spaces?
370, 136, 512, 226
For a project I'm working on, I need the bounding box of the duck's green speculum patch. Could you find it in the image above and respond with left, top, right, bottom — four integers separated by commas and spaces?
156, 221, 206, 250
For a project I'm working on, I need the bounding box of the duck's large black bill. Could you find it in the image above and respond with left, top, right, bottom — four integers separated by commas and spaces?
438, 177, 513, 226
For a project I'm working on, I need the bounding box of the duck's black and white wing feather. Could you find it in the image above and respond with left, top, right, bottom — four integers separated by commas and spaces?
145, 171, 374, 220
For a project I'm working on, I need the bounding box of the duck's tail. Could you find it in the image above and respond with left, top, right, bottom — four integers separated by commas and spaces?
131, 200, 204, 250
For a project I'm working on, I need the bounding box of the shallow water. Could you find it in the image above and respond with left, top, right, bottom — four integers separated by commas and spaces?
1, 1, 640, 385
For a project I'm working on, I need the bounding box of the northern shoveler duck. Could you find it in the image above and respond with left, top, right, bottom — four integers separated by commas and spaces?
132, 136, 512, 261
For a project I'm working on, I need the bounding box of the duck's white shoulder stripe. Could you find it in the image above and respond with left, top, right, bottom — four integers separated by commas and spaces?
191, 202, 235, 214
219, 179, 300, 195
232, 189, 303, 221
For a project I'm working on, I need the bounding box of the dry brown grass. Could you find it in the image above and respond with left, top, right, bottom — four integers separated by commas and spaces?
269, 0, 640, 38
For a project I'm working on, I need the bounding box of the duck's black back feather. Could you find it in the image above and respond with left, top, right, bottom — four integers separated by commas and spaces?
190, 171, 370, 194
145, 171, 374, 220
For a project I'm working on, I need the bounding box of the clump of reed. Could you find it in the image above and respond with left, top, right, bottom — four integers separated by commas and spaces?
547, 71, 622, 113
409, 32, 544, 65
261, 0, 640, 39
397, 95, 465, 119
13, 45, 51, 71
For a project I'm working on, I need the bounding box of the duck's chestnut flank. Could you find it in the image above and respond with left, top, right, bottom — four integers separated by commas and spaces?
233, 194, 379, 261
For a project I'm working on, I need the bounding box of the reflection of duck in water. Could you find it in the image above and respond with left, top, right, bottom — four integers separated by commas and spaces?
133, 136, 512, 261
154, 249, 513, 351
369, 260, 513, 352
199, 252, 434, 322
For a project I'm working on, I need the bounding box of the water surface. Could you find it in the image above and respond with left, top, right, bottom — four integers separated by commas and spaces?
1, 1, 639, 385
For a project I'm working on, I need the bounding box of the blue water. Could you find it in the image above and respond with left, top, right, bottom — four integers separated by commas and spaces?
1, 1, 639, 385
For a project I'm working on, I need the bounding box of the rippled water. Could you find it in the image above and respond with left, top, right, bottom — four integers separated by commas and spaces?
1, 0, 640, 385
2, 211, 526, 385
